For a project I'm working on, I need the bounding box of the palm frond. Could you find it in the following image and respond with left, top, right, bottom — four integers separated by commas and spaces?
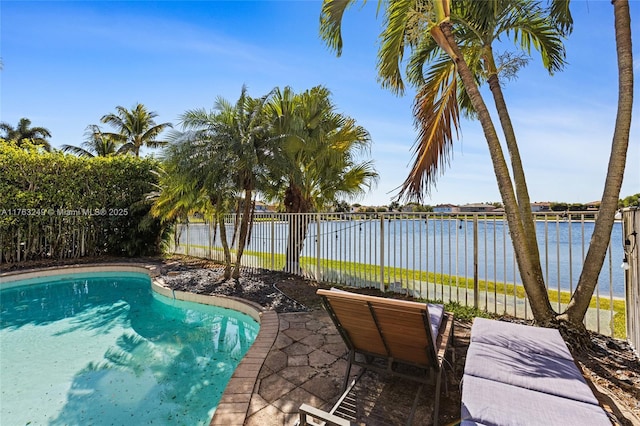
319, 0, 360, 56
397, 58, 460, 202
504, 5, 567, 74
406, 34, 441, 86
61, 144, 95, 158
548, 0, 573, 36
377, 0, 415, 93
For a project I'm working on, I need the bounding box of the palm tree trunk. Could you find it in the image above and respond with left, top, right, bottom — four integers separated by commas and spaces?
440, 21, 555, 323
562, 0, 633, 325
485, 50, 542, 272
232, 189, 252, 279
284, 184, 312, 274
231, 199, 242, 247
285, 214, 311, 274
218, 213, 232, 280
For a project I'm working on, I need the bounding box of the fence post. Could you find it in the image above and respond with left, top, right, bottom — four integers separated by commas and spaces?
186, 223, 190, 256
81, 226, 85, 257
208, 216, 214, 260
380, 214, 385, 292
315, 213, 321, 283
270, 215, 275, 271
473, 214, 479, 309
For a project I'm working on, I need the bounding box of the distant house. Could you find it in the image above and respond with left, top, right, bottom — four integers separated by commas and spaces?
254, 201, 275, 213
458, 203, 496, 213
401, 203, 422, 212
586, 200, 601, 211
433, 204, 460, 213
530, 202, 551, 212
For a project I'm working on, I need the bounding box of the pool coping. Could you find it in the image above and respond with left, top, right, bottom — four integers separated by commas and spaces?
0, 262, 279, 426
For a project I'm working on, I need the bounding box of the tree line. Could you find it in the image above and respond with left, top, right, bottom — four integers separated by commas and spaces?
0, 103, 171, 157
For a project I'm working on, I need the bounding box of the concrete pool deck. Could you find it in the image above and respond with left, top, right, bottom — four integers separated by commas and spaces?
211, 310, 355, 426
212, 307, 447, 426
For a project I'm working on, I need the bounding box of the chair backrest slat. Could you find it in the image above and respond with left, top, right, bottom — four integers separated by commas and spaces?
321, 296, 387, 355
317, 289, 439, 368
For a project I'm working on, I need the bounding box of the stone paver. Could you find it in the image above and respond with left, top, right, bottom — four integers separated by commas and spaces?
211, 310, 353, 426
263, 350, 288, 373
301, 374, 344, 401
282, 341, 314, 356
278, 366, 318, 386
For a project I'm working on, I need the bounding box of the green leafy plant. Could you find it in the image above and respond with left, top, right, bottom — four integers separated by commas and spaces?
0, 142, 168, 260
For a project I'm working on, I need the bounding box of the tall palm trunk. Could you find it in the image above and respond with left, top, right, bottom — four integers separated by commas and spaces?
485, 53, 549, 321
484, 50, 542, 271
562, 0, 633, 325
440, 21, 555, 323
284, 184, 312, 274
232, 189, 252, 279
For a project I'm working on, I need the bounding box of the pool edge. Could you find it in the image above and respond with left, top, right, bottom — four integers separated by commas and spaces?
1, 262, 279, 426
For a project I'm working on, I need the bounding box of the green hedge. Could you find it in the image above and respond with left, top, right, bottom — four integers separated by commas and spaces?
0, 141, 168, 260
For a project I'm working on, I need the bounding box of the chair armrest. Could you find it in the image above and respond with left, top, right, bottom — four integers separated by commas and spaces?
298, 403, 353, 426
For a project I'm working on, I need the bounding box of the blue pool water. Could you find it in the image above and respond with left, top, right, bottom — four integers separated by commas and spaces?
0, 272, 259, 425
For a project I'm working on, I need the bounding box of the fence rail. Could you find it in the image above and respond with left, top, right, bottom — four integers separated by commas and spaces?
173, 211, 626, 338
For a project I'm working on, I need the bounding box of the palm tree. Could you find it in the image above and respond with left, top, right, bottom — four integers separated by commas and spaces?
101, 103, 172, 157
158, 128, 239, 278
561, 0, 633, 328
321, 0, 566, 322
265, 86, 379, 273
267, 86, 378, 212
61, 125, 128, 157
401, 0, 568, 322
0, 118, 52, 151
320, 0, 633, 335
148, 167, 210, 225
179, 86, 275, 279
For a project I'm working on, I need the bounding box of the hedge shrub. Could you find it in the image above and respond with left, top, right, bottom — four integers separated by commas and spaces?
0, 141, 168, 261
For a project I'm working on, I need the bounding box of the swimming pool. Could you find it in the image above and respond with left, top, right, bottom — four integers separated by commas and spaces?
0, 269, 259, 425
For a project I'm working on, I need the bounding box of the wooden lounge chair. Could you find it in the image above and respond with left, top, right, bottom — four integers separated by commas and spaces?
299, 288, 454, 426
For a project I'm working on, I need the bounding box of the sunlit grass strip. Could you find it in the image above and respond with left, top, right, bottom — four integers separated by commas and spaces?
310, 257, 626, 338
177, 244, 626, 338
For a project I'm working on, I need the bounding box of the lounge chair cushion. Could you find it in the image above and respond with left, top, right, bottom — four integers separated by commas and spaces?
464, 341, 599, 405
461, 374, 611, 426
469, 317, 572, 360
427, 302, 444, 343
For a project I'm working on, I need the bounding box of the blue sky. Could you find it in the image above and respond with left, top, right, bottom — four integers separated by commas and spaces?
1, 0, 638, 206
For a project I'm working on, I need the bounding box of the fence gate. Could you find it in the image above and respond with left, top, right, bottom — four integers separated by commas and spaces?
623, 207, 639, 354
